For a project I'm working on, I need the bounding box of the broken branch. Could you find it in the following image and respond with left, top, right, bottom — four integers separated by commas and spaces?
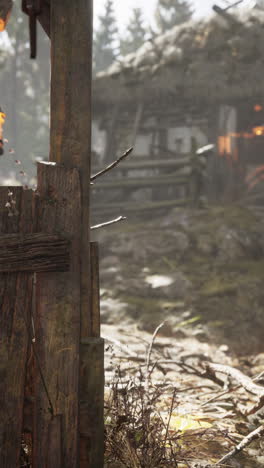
91, 147, 133, 182
205, 363, 264, 398
91, 216, 127, 230
216, 424, 264, 465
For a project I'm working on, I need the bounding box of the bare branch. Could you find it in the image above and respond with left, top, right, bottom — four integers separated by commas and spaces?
206, 363, 264, 398
146, 322, 165, 373
91, 147, 133, 182
216, 425, 264, 466
91, 215, 127, 231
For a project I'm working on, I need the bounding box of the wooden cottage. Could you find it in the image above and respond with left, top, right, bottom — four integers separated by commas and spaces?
92, 7, 264, 208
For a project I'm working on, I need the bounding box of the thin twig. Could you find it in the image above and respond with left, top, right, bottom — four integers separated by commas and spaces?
164, 388, 177, 444
145, 322, 165, 396
91, 147, 133, 181
146, 322, 165, 373
216, 424, 264, 465
91, 215, 126, 230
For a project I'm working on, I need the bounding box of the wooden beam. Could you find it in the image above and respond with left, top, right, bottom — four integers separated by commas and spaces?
50, 0, 92, 338
0, 187, 34, 467
33, 163, 82, 468
92, 175, 188, 190
93, 198, 189, 214
49, 2, 104, 466
0, 232, 70, 273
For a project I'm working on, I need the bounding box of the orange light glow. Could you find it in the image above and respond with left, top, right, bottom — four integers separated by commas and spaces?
0, 18, 6, 31
0, 112, 6, 142
252, 126, 264, 136
254, 104, 263, 112
0, 112, 6, 126
218, 136, 232, 155
0, 9, 12, 32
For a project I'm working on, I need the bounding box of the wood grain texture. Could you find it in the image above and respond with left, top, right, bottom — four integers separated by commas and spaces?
50, 0, 93, 337
90, 242, 100, 337
34, 163, 81, 468
46, 415, 62, 468
80, 338, 104, 468
0, 187, 34, 468
0, 232, 70, 272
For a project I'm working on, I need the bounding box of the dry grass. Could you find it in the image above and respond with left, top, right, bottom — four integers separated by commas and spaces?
104, 365, 180, 468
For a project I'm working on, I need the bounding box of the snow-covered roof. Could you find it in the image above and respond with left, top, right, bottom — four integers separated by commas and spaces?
93, 8, 264, 107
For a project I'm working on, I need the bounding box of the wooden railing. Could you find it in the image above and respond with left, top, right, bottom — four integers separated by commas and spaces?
91, 155, 191, 216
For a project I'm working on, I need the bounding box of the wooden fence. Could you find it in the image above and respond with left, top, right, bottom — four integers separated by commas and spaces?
91, 155, 192, 217
0, 162, 104, 468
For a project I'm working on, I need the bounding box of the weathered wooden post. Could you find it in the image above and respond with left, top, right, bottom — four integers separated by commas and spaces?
34, 1, 104, 467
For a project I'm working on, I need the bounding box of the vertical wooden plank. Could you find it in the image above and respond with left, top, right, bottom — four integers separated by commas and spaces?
46, 415, 62, 468
50, 0, 93, 338
80, 338, 104, 468
50, 2, 104, 466
90, 242, 100, 337
0, 187, 34, 467
33, 163, 81, 468
79, 243, 104, 466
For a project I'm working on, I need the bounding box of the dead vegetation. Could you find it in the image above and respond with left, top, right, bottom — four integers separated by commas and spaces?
103, 323, 264, 468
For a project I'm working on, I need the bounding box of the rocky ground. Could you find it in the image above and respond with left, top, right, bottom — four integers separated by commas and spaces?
92, 203, 264, 467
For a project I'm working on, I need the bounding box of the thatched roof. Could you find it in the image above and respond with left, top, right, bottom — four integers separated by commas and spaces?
93, 8, 264, 109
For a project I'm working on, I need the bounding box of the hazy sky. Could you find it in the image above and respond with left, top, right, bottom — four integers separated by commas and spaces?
94, 0, 215, 29
94, 0, 257, 30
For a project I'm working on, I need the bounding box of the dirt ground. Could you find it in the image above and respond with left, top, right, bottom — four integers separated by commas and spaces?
93, 203, 264, 467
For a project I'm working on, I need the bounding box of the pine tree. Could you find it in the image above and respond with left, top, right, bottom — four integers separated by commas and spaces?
93, 0, 118, 73
120, 8, 146, 56
155, 0, 193, 33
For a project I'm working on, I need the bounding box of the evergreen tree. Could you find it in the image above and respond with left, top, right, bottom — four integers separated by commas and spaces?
155, 0, 193, 33
93, 0, 118, 73
120, 8, 146, 56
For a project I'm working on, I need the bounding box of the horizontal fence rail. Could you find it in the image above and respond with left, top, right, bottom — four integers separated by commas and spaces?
91, 154, 192, 217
